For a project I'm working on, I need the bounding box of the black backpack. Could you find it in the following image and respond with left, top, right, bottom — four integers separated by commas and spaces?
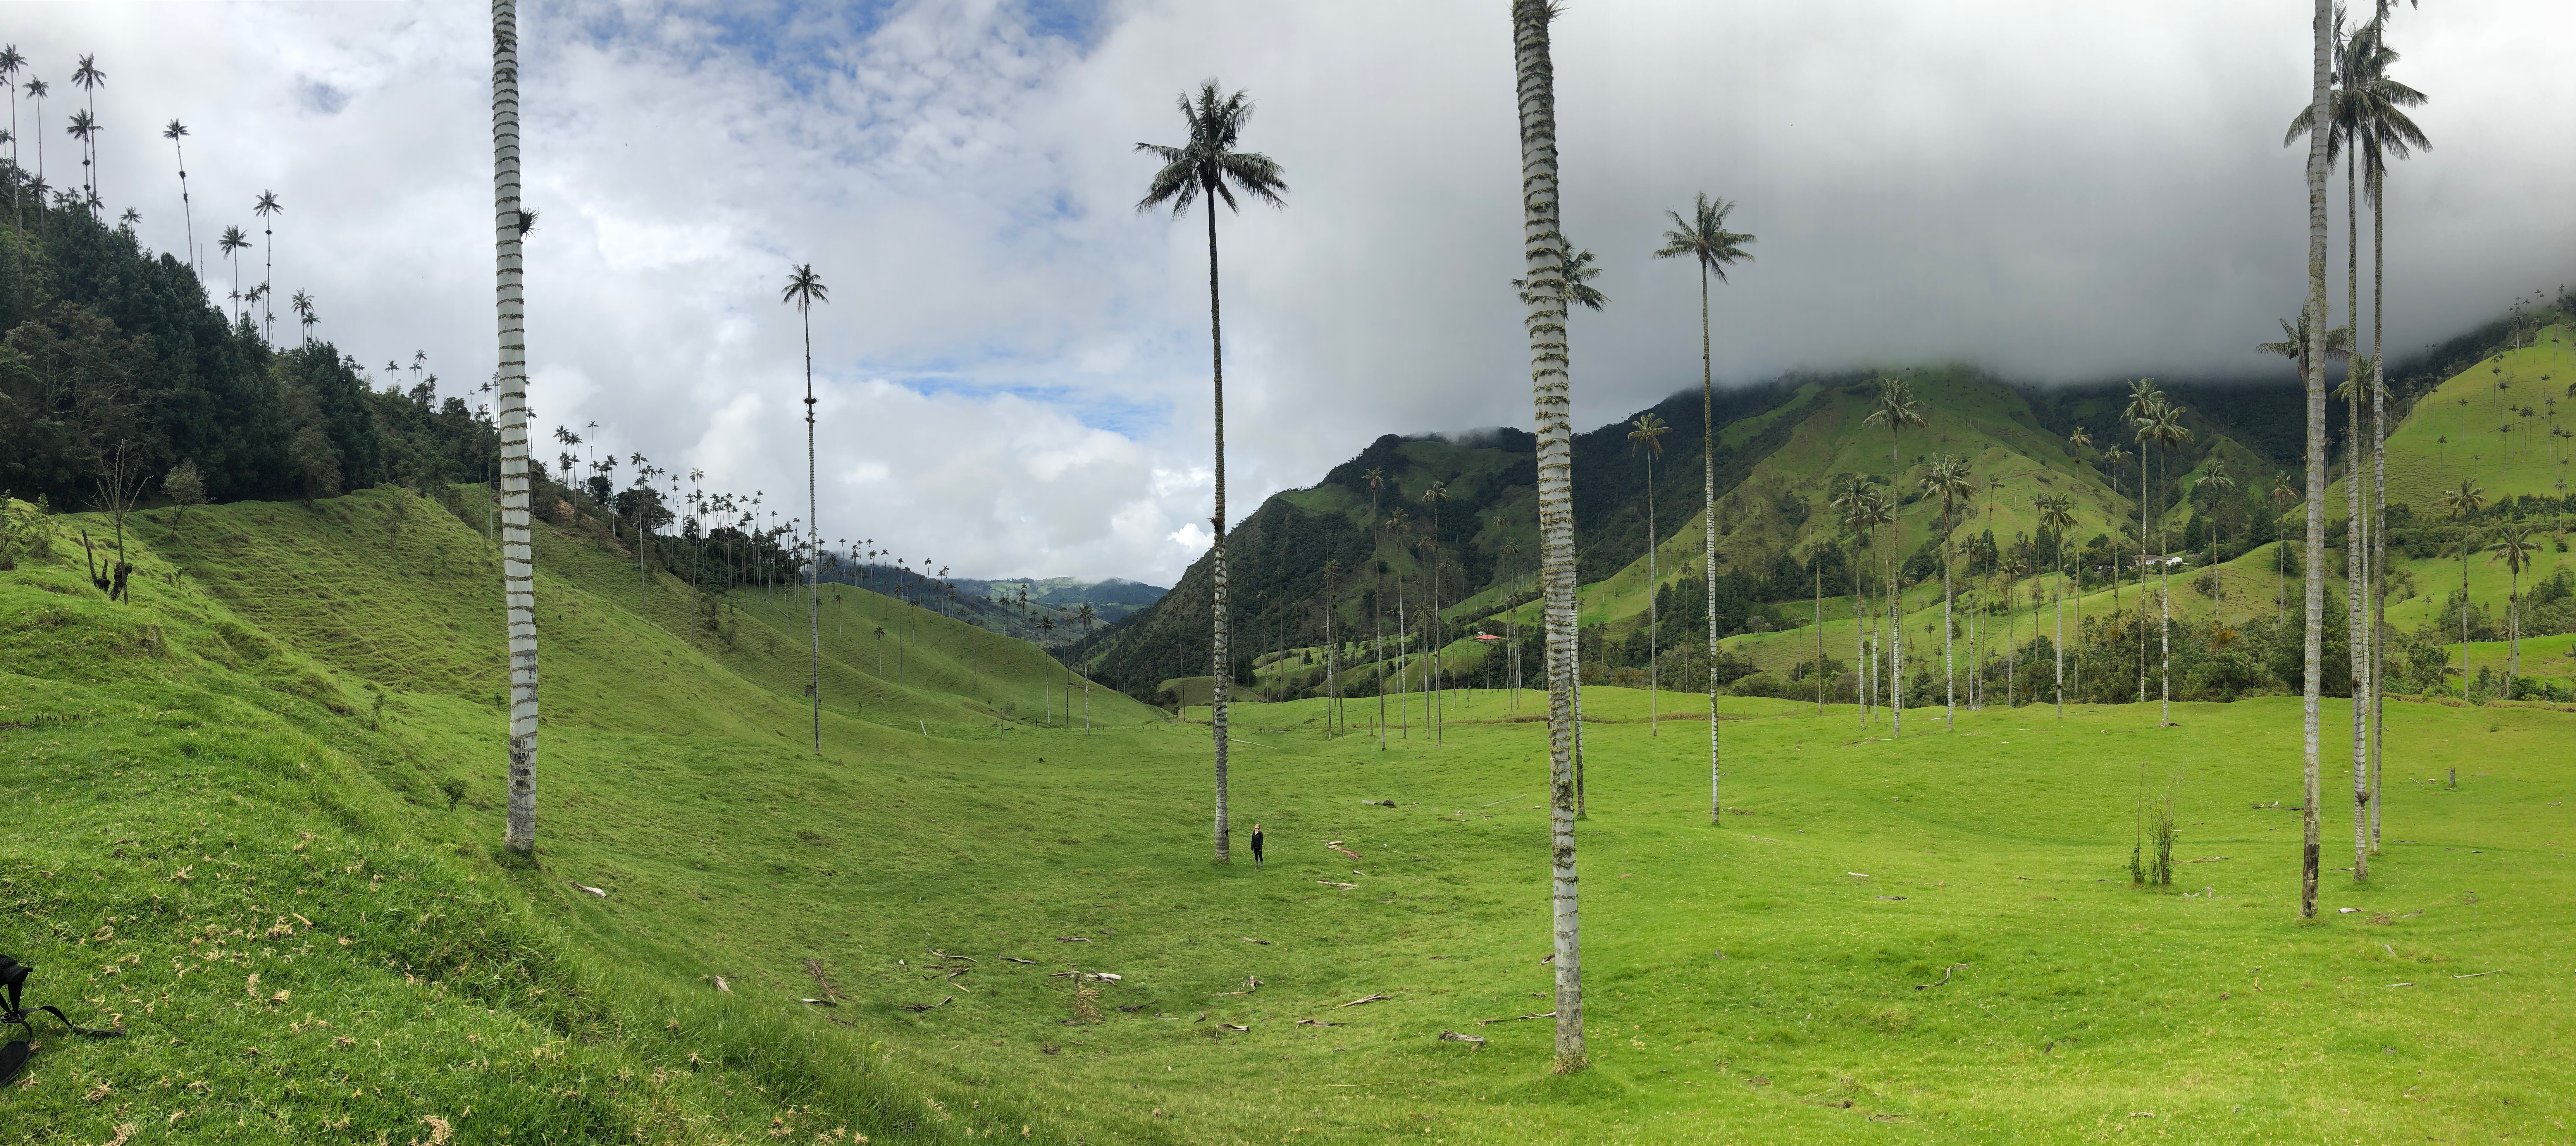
0, 955, 125, 1088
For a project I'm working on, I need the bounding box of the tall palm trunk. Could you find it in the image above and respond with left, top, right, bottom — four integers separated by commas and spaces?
2140, 448, 2150, 704
2054, 546, 2065, 717
493, 0, 539, 856
1855, 540, 1869, 725
1700, 266, 1721, 820
1513, 0, 1583, 1074
2345, 144, 2369, 882
2369, 164, 2389, 854
803, 302, 822, 754
2507, 569, 2521, 695
1814, 558, 1824, 716
2299, 0, 2333, 920
171, 134, 196, 275
1398, 587, 1409, 737
1204, 186, 1233, 863
1645, 452, 1657, 736
1943, 504, 1955, 729
2158, 445, 2171, 726
1889, 442, 1903, 736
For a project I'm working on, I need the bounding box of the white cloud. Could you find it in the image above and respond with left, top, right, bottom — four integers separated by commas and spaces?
35, 0, 2576, 582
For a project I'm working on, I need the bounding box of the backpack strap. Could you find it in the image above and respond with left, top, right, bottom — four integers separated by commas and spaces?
35, 1005, 123, 1039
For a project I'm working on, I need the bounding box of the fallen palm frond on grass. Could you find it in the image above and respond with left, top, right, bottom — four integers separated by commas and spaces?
1436, 1030, 1486, 1047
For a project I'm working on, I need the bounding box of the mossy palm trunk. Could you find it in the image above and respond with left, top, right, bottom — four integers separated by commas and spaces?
2369, 164, 2389, 854
1514, 0, 1583, 1074
493, 0, 539, 855
2347, 145, 2369, 882
2301, 0, 2333, 920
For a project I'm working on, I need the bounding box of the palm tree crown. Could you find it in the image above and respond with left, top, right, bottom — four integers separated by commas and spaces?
1653, 193, 1756, 282
1134, 81, 1287, 217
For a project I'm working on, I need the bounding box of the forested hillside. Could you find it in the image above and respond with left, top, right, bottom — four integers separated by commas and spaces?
1080, 290, 2576, 708
0, 186, 509, 507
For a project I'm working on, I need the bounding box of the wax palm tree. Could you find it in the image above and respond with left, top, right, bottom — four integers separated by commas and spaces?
1421, 479, 1451, 743
22, 77, 44, 186
781, 263, 829, 753
1862, 377, 1924, 734
253, 190, 282, 340
2200, 460, 2236, 619
2438, 478, 2484, 689
2138, 400, 2192, 727
1364, 466, 1387, 749
2350, 13, 2429, 863
1137, 78, 1287, 865
63, 107, 95, 209
1828, 477, 1872, 722
161, 119, 195, 273
70, 54, 99, 207
2489, 523, 2537, 698
490, 0, 539, 855
2293, 0, 2336, 920
1653, 191, 1755, 814
0, 47, 19, 254
2120, 379, 2162, 694
2037, 492, 2079, 717
293, 290, 319, 343
1627, 412, 1671, 735
1831, 479, 1893, 724
1075, 602, 1100, 731
1510, 0, 1584, 1074
0, 47, 20, 178
1921, 455, 1974, 728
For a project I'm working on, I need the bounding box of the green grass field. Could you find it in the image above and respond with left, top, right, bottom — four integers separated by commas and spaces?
7, 491, 2576, 1143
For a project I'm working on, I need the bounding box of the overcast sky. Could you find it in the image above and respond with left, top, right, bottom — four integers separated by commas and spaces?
29, 0, 2576, 582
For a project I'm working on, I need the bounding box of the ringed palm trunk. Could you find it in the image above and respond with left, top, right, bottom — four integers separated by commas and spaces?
2299, 0, 2332, 920
2341, 101, 2371, 884
1514, 0, 1584, 1073
1701, 266, 1721, 821
493, 0, 539, 856
2369, 165, 2389, 854
1204, 187, 1233, 863
804, 308, 822, 755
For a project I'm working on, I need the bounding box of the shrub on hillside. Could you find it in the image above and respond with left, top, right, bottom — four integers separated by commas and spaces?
0, 497, 50, 569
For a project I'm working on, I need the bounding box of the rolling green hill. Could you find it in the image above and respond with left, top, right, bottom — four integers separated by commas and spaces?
2333, 321, 2576, 517
10, 488, 2576, 1144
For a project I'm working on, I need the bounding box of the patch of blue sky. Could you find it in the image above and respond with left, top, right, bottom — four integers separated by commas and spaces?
556, 1, 1106, 96
890, 372, 1166, 437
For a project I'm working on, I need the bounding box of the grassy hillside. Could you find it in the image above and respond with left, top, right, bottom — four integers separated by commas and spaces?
11, 487, 2576, 1143
1, 495, 1104, 1145
2348, 321, 2576, 516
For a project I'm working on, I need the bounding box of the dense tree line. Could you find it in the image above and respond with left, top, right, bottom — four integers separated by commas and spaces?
0, 181, 502, 508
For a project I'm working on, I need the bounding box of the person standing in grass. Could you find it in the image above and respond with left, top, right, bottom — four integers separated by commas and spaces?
1250, 823, 1265, 870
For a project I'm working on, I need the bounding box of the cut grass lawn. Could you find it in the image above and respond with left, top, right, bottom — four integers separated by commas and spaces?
7, 491, 2575, 1143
